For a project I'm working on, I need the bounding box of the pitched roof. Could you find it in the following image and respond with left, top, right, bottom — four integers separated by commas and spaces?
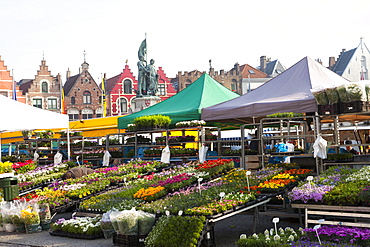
264, 60, 278, 75
105, 74, 120, 93
64, 74, 80, 96
331, 48, 356, 75
202, 57, 350, 123
19, 80, 33, 93
239, 64, 268, 78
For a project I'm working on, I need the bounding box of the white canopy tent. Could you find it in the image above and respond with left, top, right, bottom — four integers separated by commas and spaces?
0, 94, 69, 161
202, 57, 350, 123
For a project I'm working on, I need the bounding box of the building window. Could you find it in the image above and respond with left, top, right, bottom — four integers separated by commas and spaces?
67, 108, 79, 121
231, 79, 237, 92
158, 84, 165, 95
123, 79, 132, 94
71, 96, 76, 105
0, 92, 7, 97
82, 108, 93, 119
119, 98, 127, 113
248, 70, 255, 74
47, 98, 57, 109
32, 98, 42, 108
41, 81, 48, 93
83, 91, 91, 104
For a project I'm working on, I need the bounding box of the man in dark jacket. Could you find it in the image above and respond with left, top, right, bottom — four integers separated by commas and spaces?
61, 167, 95, 180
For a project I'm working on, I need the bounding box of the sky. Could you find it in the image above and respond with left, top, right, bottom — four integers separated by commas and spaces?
1, 0, 370, 84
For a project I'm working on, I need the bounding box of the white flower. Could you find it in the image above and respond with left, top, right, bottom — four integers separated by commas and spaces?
264, 229, 269, 237
273, 235, 280, 241
252, 233, 258, 239
240, 234, 247, 239
288, 235, 295, 242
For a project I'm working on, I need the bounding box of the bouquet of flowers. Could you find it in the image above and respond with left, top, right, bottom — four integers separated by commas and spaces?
21, 205, 40, 225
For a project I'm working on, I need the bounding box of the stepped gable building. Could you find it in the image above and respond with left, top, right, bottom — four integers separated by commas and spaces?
104, 63, 176, 116
174, 60, 270, 95
64, 61, 103, 120
328, 38, 370, 81
19, 59, 62, 112
0, 56, 25, 103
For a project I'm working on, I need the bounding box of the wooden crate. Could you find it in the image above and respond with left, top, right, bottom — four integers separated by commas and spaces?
245, 156, 259, 169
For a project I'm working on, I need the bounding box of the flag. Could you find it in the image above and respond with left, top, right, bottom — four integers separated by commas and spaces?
61, 88, 66, 114
138, 39, 146, 60
12, 82, 17, 101
12, 75, 17, 101
102, 74, 107, 117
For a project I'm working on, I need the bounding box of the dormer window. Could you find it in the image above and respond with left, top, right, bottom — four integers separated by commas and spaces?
41, 81, 48, 93
83, 91, 91, 104
248, 70, 255, 74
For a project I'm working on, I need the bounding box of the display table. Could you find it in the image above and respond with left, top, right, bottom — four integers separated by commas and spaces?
291, 203, 370, 228
204, 198, 271, 247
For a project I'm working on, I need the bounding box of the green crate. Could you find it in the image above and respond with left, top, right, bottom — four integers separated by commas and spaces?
0, 177, 19, 201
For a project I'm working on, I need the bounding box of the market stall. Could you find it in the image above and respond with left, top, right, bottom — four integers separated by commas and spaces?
117, 73, 239, 129
0, 95, 69, 161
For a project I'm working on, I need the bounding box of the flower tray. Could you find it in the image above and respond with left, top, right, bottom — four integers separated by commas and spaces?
318, 104, 340, 115
49, 230, 104, 239
112, 233, 147, 247
340, 101, 368, 113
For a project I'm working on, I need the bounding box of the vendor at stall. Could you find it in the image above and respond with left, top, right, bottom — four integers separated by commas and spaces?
344, 140, 358, 155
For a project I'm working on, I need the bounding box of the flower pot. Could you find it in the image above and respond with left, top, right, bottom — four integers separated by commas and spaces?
3, 223, 16, 232
102, 229, 115, 238
15, 224, 26, 233
25, 223, 41, 233
40, 222, 51, 231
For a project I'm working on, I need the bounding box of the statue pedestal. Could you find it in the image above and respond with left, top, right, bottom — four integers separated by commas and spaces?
132, 96, 161, 113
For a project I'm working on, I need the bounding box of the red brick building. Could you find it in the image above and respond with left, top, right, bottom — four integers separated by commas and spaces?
0, 56, 25, 103
19, 59, 62, 113
64, 61, 103, 120
105, 63, 176, 116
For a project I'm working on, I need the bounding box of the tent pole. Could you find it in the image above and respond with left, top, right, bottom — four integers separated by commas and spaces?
241, 125, 245, 169
67, 128, 71, 161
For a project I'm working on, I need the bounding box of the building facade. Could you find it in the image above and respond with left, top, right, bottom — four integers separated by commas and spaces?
64, 61, 103, 120
173, 61, 270, 95
329, 39, 370, 82
0, 56, 25, 103
105, 64, 176, 116
19, 60, 62, 112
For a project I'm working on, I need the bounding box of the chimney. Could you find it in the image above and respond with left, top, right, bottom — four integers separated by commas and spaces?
260, 56, 267, 73
234, 63, 240, 75
66, 68, 71, 80
329, 57, 336, 68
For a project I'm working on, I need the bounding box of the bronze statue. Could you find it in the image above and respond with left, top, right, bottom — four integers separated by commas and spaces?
147, 59, 158, 95
136, 38, 158, 97
137, 55, 147, 97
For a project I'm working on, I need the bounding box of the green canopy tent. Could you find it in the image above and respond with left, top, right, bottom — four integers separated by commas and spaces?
117, 73, 239, 129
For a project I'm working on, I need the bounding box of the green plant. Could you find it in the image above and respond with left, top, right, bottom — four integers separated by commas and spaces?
323, 181, 368, 205
145, 216, 206, 247
266, 112, 304, 118
132, 115, 171, 130
326, 153, 353, 161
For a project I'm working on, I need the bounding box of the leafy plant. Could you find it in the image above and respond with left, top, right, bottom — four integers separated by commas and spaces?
145, 216, 206, 247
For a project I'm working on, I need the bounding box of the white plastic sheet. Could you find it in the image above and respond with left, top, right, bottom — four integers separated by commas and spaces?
161, 146, 170, 163
103, 151, 111, 166
313, 135, 327, 159
54, 151, 63, 164
199, 145, 208, 163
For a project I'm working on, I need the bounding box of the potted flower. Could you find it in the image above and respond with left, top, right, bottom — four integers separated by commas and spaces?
22, 130, 33, 139
21, 205, 41, 233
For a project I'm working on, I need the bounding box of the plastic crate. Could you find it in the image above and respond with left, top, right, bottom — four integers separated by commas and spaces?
113, 233, 146, 247
340, 101, 367, 113
318, 104, 340, 115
